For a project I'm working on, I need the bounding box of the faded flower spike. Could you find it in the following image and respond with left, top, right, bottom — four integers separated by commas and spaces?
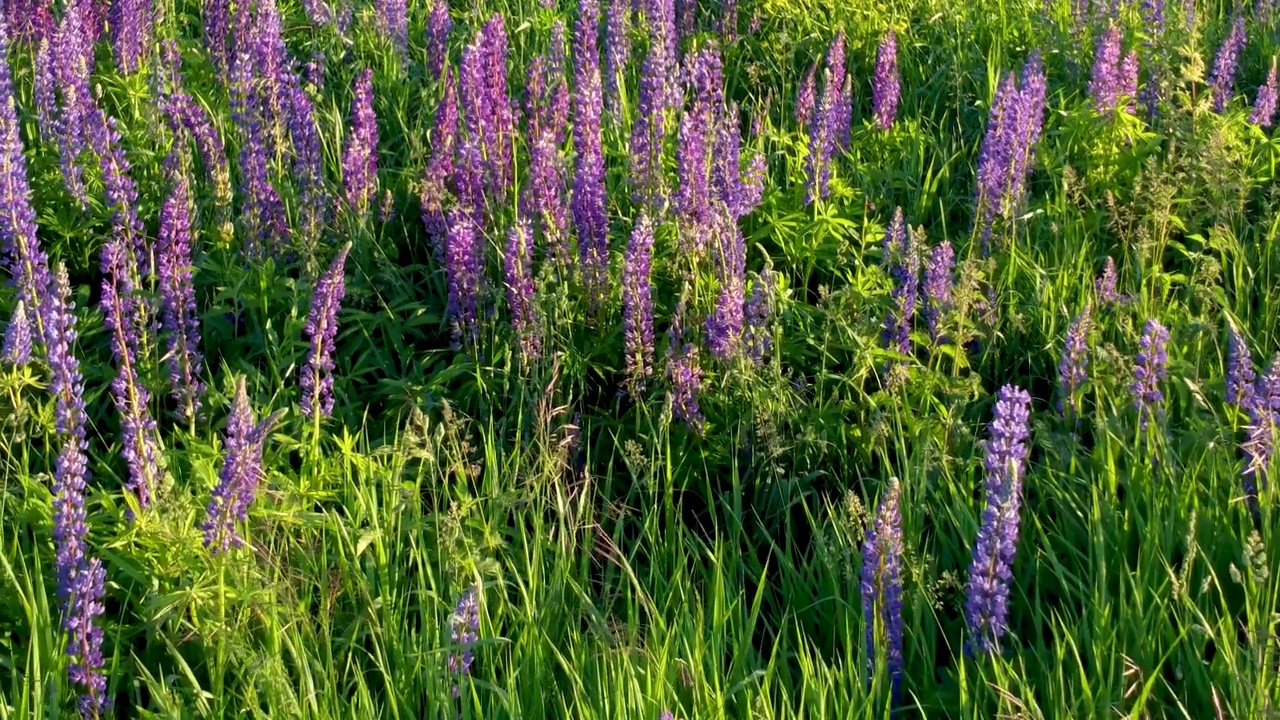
301, 243, 351, 420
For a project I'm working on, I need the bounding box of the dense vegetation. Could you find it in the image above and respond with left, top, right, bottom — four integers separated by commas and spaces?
2, 0, 1280, 716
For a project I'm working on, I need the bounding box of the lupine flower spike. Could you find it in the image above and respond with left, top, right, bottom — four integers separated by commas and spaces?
203, 376, 286, 552
1058, 306, 1091, 416
871, 30, 900, 130
1226, 324, 1256, 409
860, 478, 905, 700
622, 213, 656, 391
1131, 319, 1170, 429
343, 70, 379, 217
1250, 60, 1278, 128
1209, 15, 1246, 113
965, 384, 1032, 655
1242, 356, 1280, 505
504, 218, 541, 362
157, 163, 205, 423
2, 300, 31, 365
301, 243, 351, 420
448, 587, 481, 697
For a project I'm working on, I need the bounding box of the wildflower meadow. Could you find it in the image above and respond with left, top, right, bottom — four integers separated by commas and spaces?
1, 0, 1279, 716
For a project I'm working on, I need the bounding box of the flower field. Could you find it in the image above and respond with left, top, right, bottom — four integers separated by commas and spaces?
1, 0, 1279, 716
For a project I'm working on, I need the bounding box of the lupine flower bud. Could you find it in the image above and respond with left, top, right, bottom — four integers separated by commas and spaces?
572, 0, 610, 302
1131, 319, 1170, 429
1058, 306, 1091, 416
504, 218, 541, 362
860, 478, 904, 700
343, 70, 379, 217
301, 243, 351, 420
1250, 61, 1277, 127
965, 384, 1032, 655
204, 376, 285, 551
1226, 325, 1257, 409
448, 587, 481, 697
872, 30, 900, 130
1209, 15, 1246, 113
622, 213, 656, 391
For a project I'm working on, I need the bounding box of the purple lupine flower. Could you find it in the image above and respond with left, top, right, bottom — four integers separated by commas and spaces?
110, 0, 153, 74
444, 206, 483, 348
284, 73, 328, 247
301, 243, 351, 420
41, 1, 97, 208
666, 320, 705, 433
675, 48, 724, 248
204, 0, 232, 78
881, 208, 918, 357
872, 29, 900, 130
523, 46, 572, 268
66, 554, 108, 719
706, 215, 746, 359
237, 124, 290, 255
572, 0, 610, 302
453, 137, 486, 228
629, 0, 678, 209
1118, 50, 1139, 113
46, 265, 87, 436
1131, 319, 1170, 429
426, 0, 451, 79
1096, 257, 1119, 306
343, 70, 379, 217
376, 0, 408, 56
504, 218, 541, 362
89, 111, 151, 281
795, 63, 817, 128
1250, 62, 1278, 127
1010, 51, 1045, 193
204, 376, 285, 551
2, 301, 31, 365
162, 91, 234, 226
422, 70, 458, 262
3, 0, 54, 43
860, 478, 904, 700
157, 163, 205, 424
1141, 0, 1167, 33
806, 33, 846, 204
974, 73, 1018, 243
1089, 24, 1123, 114
448, 587, 481, 697
1242, 356, 1280, 501
604, 0, 632, 120
712, 103, 765, 219
622, 213, 655, 391
922, 241, 954, 342
1058, 306, 1091, 416
657, 713, 675, 720
834, 72, 854, 151
965, 384, 1032, 655
743, 269, 774, 365
304, 51, 324, 89
479, 15, 516, 197
1226, 324, 1256, 409
52, 429, 90, 607
300, 0, 333, 26
1209, 15, 1246, 113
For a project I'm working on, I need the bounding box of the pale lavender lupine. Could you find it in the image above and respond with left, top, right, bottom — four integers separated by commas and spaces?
1226, 324, 1256, 409
573, 0, 610, 302
743, 269, 774, 365
1058, 306, 1091, 416
1089, 24, 1123, 114
203, 376, 285, 552
922, 241, 954, 342
1096, 256, 1120, 306
444, 206, 483, 348
1132, 319, 1170, 429
301, 243, 351, 420
604, 0, 632, 119
622, 213, 655, 391
504, 218, 541, 362
157, 163, 205, 423
675, 48, 724, 250
1250, 62, 1277, 127
806, 33, 846, 204
110, 0, 153, 74
376, 0, 408, 56
344, 70, 379, 216
1242, 356, 1280, 502
1, 300, 30, 365
795, 63, 817, 128
1209, 15, 1246, 113
667, 306, 704, 432
427, 0, 451, 78
872, 29, 900, 130
1118, 50, 1139, 113
965, 384, 1032, 655
881, 208, 917, 357
706, 215, 746, 359
860, 478, 904, 700
448, 587, 480, 697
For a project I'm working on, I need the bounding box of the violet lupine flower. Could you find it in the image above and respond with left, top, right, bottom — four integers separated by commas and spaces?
421, 70, 458, 261
444, 206, 483, 348
1250, 62, 1278, 127
46, 265, 87, 436
1209, 16, 1246, 113
706, 216, 746, 359
3, 0, 54, 43
0, 16, 53, 349
922, 241, 954, 342
157, 164, 205, 424
343, 70, 379, 217
622, 213, 655, 391
658, 713, 675, 720
604, 0, 632, 120
872, 30, 900, 131
110, 0, 153, 74
795, 63, 817, 128
1141, 0, 1166, 34
881, 208, 918, 357
284, 74, 328, 247
453, 138, 486, 228
1089, 24, 1123, 114
2, 301, 31, 365
1096, 257, 1119, 306
523, 47, 571, 268
1131, 319, 1170, 429
161, 91, 234, 223
504, 218, 541, 362
973, 54, 1044, 247
666, 322, 705, 433
675, 48, 724, 248
573, 0, 610, 302
426, 0, 451, 79
629, 0, 678, 209
376, 0, 408, 56
1226, 325, 1256, 409
1242, 356, 1280, 502
478, 15, 516, 197
300, 0, 333, 27
964, 384, 1032, 655
89, 111, 151, 281
1058, 306, 1091, 416
806, 33, 846, 204
743, 269, 774, 365
860, 478, 904, 700
237, 125, 290, 255
301, 243, 351, 420
203, 376, 285, 552
41, 2, 97, 208
1118, 50, 1139, 113
1011, 52, 1045, 193
834, 73, 854, 151
448, 587, 480, 698
713, 103, 765, 219
205, 0, 232, 77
